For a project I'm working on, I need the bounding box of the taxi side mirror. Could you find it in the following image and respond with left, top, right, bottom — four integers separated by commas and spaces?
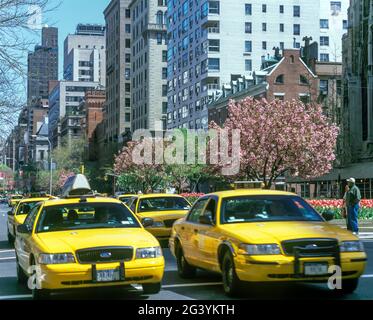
17, 224, 31, 234
322, 210, 334, 222
7, 211, 14, 216
199, 213, 214, 225
142, 218, 154, 228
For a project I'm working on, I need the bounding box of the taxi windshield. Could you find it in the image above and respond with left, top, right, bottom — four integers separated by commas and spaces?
138, 197, 190, 213
221, 195, 323, 224
36, 203, 140, 233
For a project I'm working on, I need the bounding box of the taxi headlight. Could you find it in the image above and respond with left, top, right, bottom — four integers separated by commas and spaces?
38, 253, 76, 265
239, 244, 281, 255
340, 241, 364, 252
136, 247, 163, 259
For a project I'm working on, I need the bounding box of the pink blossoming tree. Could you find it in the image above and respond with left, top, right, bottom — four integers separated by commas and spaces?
210, 98, 339, 189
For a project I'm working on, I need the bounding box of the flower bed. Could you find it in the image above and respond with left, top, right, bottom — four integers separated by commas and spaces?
307, 199, 373, 220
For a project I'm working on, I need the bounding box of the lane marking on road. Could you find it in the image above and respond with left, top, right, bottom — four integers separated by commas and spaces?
0, 295, 32, 300
0, 250, 15, 254
0, 257, 16, 261
162, 282, 222, 289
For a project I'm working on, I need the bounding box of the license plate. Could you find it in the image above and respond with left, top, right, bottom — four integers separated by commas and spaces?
96, 269, 121, 282
304, 263, 329, 276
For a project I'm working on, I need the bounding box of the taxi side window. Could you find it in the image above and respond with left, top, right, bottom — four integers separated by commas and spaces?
24, 204, 42, 231
204, 199, 217, 223
130, 198, 138, 212
187, 199, 209, 223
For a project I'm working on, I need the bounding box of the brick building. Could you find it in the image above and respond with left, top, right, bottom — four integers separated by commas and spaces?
209, 49, 319, 126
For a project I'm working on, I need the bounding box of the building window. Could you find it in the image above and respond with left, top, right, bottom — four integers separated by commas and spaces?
162, 50, 167, 62
162, 67, 167, 79
245, 22, 252, 33
330, 1, 341, 14
125, 53, 131, 63
279, 42, 284, 50
245, 40, 252, 52
299, 75, 309, 85
279, 23, 284, 32
125, 39, 131, 48
343, 20, 348, 29
125, 24, 131, 33
320, 36, 329, 46
156, 11, 164, 25
208, 39, 220, 52
157, 32, 162, 44
275, 74, 284, 84
293, 24, 300, 35
209, 1, 220, 14
279, 5, 284, 13
262, 41, 267, 50
262, 23, 267, 31
245, 59, 252, 71
162, 85, 168, 96
208, 58, 220, 71
245, 3, 252, 15
320, 19, 329, 29
262, 4, 267, 12
293, 5, 300, 17
320, 53, 330, 62
320, 80, 329, 94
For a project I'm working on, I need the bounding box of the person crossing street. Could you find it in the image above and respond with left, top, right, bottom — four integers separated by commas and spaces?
345, 178, 361, 235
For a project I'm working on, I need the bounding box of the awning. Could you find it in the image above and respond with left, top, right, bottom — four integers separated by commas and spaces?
286, 162, 373, 183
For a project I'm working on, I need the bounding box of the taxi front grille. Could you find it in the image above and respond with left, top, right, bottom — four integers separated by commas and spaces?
76, 247, 134, 264
164, 219, 177, 228
282, 238, 339, 256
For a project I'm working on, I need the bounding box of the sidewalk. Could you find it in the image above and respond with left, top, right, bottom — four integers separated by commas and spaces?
331, 220, 373, 226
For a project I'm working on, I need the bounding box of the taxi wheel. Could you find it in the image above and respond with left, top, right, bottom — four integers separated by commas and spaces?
32, 288, 51, 300
176, 246, 196, 279
222, 252, 243, 297
16, 258, 28, 285
339, 278, 359, 295
142, 283, 161, 295
7, 229, 14, 244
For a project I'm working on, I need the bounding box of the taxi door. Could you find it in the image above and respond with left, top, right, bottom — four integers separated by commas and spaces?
15, 204, 41, 273
179, 198, 210, 266
191, 197, 221, 271
7, 203, 21, 237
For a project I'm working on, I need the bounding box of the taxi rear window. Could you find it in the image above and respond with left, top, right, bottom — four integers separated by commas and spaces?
221, 195, 323, 224
36, 202, 140, 233
138, 197, 191, 213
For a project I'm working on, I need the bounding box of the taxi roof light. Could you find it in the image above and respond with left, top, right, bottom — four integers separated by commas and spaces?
62, 174, 94, 198
234, 181, 265, 190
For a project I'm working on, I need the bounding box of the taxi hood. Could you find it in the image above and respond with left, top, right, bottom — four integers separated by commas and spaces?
35, 228, 159, 253
219, 221, 358, 244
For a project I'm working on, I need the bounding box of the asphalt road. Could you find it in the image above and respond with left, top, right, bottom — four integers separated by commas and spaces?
0, 203, 372, 300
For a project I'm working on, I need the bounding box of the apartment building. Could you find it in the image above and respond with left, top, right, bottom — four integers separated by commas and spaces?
64, 24, 106, 87
104, 0, 132, 146
27, 27, 58, 104
166, 0, 348, 129
130, 0, 168, 132
48, 81, 100, 148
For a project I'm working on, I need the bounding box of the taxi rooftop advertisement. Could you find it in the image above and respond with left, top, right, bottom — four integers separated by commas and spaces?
0, 0, 372, 317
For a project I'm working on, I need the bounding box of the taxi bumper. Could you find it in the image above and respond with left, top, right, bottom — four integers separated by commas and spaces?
37, 258, 164, 290
234, 252, 367, 282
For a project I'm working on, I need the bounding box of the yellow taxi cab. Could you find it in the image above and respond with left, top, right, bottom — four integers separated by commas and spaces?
117, 194, 136, 206
128, 194, 191, 241
15, 175, 164, 300
8, 194, 23, 208
7, 197, 55, 244
169, 188, 367, 296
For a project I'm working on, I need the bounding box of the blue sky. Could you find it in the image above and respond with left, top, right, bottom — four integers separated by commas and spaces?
38, 0, 109, 79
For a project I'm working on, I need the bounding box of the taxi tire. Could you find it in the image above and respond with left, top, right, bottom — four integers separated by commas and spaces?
339, 278, 359, 295
7, 229, 14, 244
142, 283, 161, 295
222, 252, 243, 297
16, 258, 28, 285
176, 246, 196, 279
32, 288, 51, 300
